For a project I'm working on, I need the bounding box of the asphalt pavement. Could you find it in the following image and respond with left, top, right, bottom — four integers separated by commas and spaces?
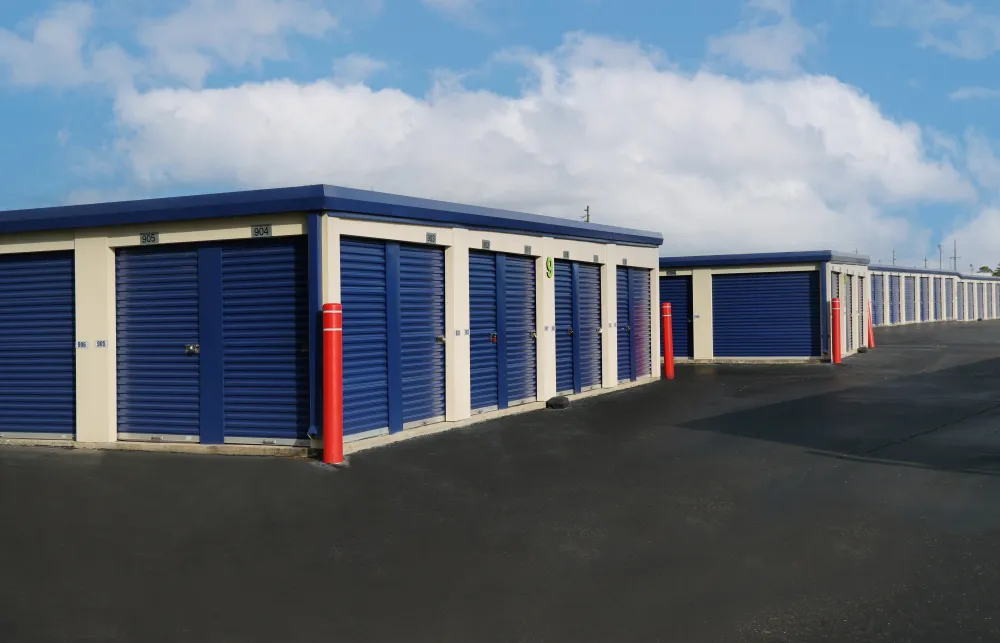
4, 321, 1000, 642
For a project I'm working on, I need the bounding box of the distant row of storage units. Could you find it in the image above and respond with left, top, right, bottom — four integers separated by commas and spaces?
657, 252, 870, 362
0, 185, 662, 448
868, 266, 1000, 326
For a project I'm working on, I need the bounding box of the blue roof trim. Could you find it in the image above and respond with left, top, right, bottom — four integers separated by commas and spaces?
0, 184, 663, 247
660, 250, 869, 268
869, 265, 1000, 281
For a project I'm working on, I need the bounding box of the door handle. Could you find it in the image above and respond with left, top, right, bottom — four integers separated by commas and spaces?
530, 330, 537, 340
567, 328, 574, 336
626, 325, 631, 332
436, 335, 446, 344
489, 332, 498, 344
185, 344, 200, 356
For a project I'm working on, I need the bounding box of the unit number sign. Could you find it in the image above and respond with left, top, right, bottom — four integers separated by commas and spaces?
252, 225, 272, 238
545, 257, 554, 278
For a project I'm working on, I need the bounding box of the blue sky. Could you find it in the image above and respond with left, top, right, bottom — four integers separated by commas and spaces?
3, 0, 1000, 268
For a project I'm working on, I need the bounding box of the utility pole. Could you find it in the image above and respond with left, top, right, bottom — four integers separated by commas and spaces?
952, 240, 959, 271
892, 248, 896, 266
924, 257, 928, 268
582, 206, 590, 223
938, 244, 943, 270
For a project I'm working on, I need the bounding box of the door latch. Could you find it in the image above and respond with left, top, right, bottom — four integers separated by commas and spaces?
530, 330, 537, 340
567, 328, 574, 336
626, 325, 631, 332
184, 344, 200, 355
489, 332, 498, 344
436, 335, 446, 344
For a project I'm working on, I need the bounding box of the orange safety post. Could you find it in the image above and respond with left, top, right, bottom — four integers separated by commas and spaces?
323, 303, 344, 464
867, 299, 876, 348
831, 297, 842, 364
662, 302, 675, 380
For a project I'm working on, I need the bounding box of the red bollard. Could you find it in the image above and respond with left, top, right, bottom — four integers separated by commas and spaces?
662, 302, 675, 380
867, 300, 876, 349
831, 297, 842, 364
323, 303, 344, 465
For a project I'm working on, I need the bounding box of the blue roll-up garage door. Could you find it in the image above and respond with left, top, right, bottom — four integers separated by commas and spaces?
958, 282, 965, 320
889, 276, 900, 323
398, 244, 446, 429
554, 261, 574, 394
969, 283, 975, 319
845, 275, 854, 351
0, 252, 75, 438
978, 283, 985, 319
616, 267, 631, 382
117, 246, 201, 440
920, 277, 929, 321
660, 276, 693, 358
629, 268, 651, 378
989, 285, 995, 319
340, 239, 389, 438
873, 275, 884, 326
504, 255, 536, 406
904, 277, 916, 322
470, 252, 537, 411
341, 238, 445, 435
713, 271, 820, 358
946, 279, 954, 319
469, 251, 499, 411
934, 278, 942, 320
221, 239, 309, 443
577, 263, 603, 390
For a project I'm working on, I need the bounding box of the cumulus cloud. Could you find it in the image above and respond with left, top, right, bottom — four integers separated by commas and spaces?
109, 33, 972, 259
876, 0, 1000, 60
332, 53, 387, 84
708, 0, 817, 73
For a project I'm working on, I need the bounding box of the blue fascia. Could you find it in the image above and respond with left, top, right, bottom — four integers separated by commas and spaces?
0, 184, 663, 248
660, 250, 870, 269
869, 265, 1000, 282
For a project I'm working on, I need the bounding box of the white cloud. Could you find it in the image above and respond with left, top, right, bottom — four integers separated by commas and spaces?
949, 86, 1000, 101
332, 53, 387, 84
708, 0, 817, 74
422, 0, 480, 16
109, 33, 972, 260
943, 209, 1000, 272
876, 0, 1000, 59
137, 0, 338, 87
0, 3, 136, 87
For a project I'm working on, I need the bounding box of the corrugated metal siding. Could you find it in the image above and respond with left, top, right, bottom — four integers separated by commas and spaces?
0, 252, 75, 436
659, 276, 693, 358
616, 267, 631, 382
630, 268, 651, 378
577, 263, 603, 389
398, 244, 446, 427
946, 279, 954, 319
889, 276, 901, 324
469, 251, 499, 411
712, 271, 820, 358
220, 239, 308, 441
554, 260, 574, 394
920, 277, 929, 322
340, 238, 389, 437
958, 282, 965, 320
933, 278, 942, 320
845, 275, 854, 350
968, 283, 975, 319
117, 246, 200, 437
905, 277, 916, 322
503, 255, 536, 405
873, 275, 884, 326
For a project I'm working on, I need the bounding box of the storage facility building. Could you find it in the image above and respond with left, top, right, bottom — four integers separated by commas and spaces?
0, 185, 663, 449
659, 251, 870, 362
869, 266, 1000, 326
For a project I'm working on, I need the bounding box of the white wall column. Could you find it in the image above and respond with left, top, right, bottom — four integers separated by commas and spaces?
536, 246, 557, 401
74, 234, 117, 443
601, 250, 618, 388
649, 268, 660, 377
691, 269, 714, 360
445, 233, 471, 422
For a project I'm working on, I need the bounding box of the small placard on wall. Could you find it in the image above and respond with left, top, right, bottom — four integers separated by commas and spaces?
76, 341, 88, 349
426, 232, 437, 244
562, 251, 570, 259
252, 224, 272, 238
482, 240, 491, 250
139, 232, 159, 245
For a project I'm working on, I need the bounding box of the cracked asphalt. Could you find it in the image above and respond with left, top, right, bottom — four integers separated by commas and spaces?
3, 321, 1000, 642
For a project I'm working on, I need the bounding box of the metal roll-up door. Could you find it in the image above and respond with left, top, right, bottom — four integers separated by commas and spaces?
958, 283, 965, 320
577, 263, 603, 390
399, 244, 446, 428
845, 275, 854, 350
989, 285, 995, 319
117, 246, 200, 440
616, 267, 631, 383
340, 238, 389, 439
660, 276, 693, 358
933, 278, 942, 320
503, 255, 536, 406
859, 277, 865, 346
978, 283, 985, 319
919, 277, 929, 321
0, 252, 75, 438
873, 275, 884, 326
889, 276, 900, 323
554, 260, 574, 394
220, 239, 308, 443
629, 268, 651, 378
904, 277, 916, 322
713, 271, 820, 358
946, 279, 954, 319
469, 251, 499, 411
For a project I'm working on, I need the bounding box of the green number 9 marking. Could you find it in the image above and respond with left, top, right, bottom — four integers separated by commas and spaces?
545, 257, 554, 278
